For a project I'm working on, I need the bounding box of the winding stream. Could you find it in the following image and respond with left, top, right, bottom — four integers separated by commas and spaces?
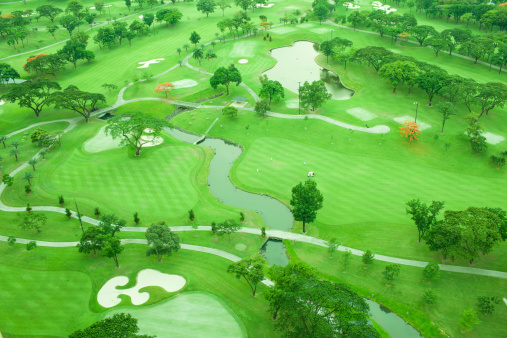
166, 127, 422, 338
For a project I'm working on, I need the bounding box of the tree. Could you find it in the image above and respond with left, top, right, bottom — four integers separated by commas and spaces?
222, 105, 238, 118
410, 25, 438, 46
460, 37, 494, 64
145, 221, 180, 262
353, 46, 392, 72
426, 207, 503, 264
197, 0, 216, 17
218, 0, 231, 16
378, 61, 421, 94
37, 5, 63, 23
58, 39, 89, 69
417, 71, 448, 106
102, 236, 124, 268
59, 15, 80, 37
98, 213, 126, 237
0, 63, 20, 85
397, 120, 421, 141
422, 290, 438, 306
216, 218, 242, 242
406, 199, 444, 243
51, 85, 106, 122
210, 64, 242, 95
7, 236, 16, 246
441, 28, 471, 56
254, 99, 269, 116
476, 296, 501, 316
125, 0, 132, 11
18, 213, 47, 233
259, 80, 284, 105
299, 80, 331, 111
290, 179, 323, 233
460, 308, 480, 332
26, 241, 37, 251
23, 54, 66, 77
423, 262, 440, 282
314, 5, 329, 25
22, 171, 34, 186
227, 254, 265, 296
95, 0, 105, 14
0, 135, 7, 148
435, 102, 456, 134
105, 111, 171, 156
66, 0, 84, 17
153, 82, 175, 98
1, 79, 61, 117
47, 24, 60, 39
77, 226, 106, 255
164, 9, 183, 28
192, 47, 203, 65
235, 0, 252, 13
189, 31, 201, 46
466, 113, 487, 154
69, 313, 154, 338
101, 83, 118, 93
475, 82, 507, 119
327, 238, 338, 257
382, 264, 401, 282
347, 10, 367, 30
142, 13, 155, 31
10, 148, 20, 162
362, 249, 374, 266
423, 34, 450, 57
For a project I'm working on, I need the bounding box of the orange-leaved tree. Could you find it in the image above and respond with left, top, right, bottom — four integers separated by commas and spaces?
398, 120, 421, 141
23, 54, 48, 69
154, 82, 175, 98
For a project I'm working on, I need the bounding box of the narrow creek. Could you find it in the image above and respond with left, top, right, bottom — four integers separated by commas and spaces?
166, 127, 422, 337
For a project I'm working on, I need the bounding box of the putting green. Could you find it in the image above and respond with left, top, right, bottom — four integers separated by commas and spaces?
108, 292, 246, 337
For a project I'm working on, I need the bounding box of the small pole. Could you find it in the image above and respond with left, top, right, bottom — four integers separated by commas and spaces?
74, 198, 84, 234
414, 102, 419, 123
298, 81, 301, 114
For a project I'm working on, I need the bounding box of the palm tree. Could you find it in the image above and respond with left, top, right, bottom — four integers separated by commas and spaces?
40, 150, 47, 160
28, 158, 38, 171
0, 135, 7, 148
10, 148, 20, 162
10, 140, 19, 149
176, 47, 182, 57
193, 48, 203, 66
22, 171, 34, 186
183, 43, 189, 51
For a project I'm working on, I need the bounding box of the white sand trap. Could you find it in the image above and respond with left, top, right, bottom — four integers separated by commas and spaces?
238, 59, 248, 64
90, 5, 111, 9
139, 15, 143, 19
257, 3, 275, 8
286, 99, 299, 108
172, 79, 198, 89
311, 28, 334, 34
137, 58, 165, 69
0, 100, 4, 105
230, 101, 248, 108
346, 108, 377, 121
394, 115, 431, 130
84, 126, 123, 153
230, 41, 255, 57
97, 269, 186, 308
462, 131, 505, 145
141, 134, 163, 147
270, 27, 297, 34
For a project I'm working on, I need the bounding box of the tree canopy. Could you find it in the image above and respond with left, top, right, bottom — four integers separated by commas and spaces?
290, 179, 324, 233
227, 254, 265, 296
210, 64, 242, 95
145, 221, 181, 262
1, 79, 61, 117
299, 80, 331, 111
69, 313, 154, 338
51, 85, 105, 122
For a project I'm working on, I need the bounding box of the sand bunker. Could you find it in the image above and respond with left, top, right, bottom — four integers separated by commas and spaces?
0, 100, 4, 105
238, 59, 248, 64
172, 79, 198, 89
84, 126, 122, 153
343, 2, 361, 9
257, 3, 275, 8
97, 269, 186, 308
137, 59, 165, 69
90, 5, 111, 9
139, 15, 144, 19
346, 108, 377, 121
393, 116, 431, 130
140, 129, 164, 147
372, 1, 397, 13
462, 131, 505, 145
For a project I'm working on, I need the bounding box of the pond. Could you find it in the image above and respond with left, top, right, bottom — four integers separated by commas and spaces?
263, 41, 354, 100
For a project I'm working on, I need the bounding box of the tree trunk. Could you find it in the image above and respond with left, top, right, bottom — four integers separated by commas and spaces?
393, 87, 396, 93
136, 147, 141, 156
302, 221, 306, 233
114, 255, 119, 268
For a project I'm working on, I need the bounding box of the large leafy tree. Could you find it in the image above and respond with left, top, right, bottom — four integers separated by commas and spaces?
417, 70, 449, 106
51, 85, 105, 122
436, 101, 456, 134
441, 28, 472, 56
378, 61, 421, 93
0, 63, 20, 85
59, 14, 80, 37
210, 64, 242, 95
58, 39, 90, 69
227, 254, 265, 296
77, 226, 106, 255
23, 54, 66, 77
475, 82, 507, 118
105, 111, 171, 156
425, 207, 502, 264
18, 213, 47, 233
406, 199, 444, 243
410, 25, 438, 46
1, 79, 61, 117
397, 120, 421, 141
216, 218, 242, 242
98, 213, 126, 237
102, 236, 124, 268
274, 277, 377, 337
259, 79, 284, 105
423, 34, 450, 57
290, 179, 324, 233
69, 313, 153, 338
459, 36, 495, 64
145, 221, 181, 262
197, 0, 216, 17
164, 9, 183, 28
299, 80, 331, 111
353, 46, 393, 72
189, 30, 201, 46
36, 5, 63, 23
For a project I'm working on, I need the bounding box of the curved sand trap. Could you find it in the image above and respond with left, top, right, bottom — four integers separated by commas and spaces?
90, 5, 111, 9
139, 15, 144, 19
84, 126, 122, 153
141, 134, 163, 147
0, 100, 4, 105
257, 3, 275, 8
172, 79, 198, 89
138, 58, 165, 69
238, 59, 248, 64
97, 269, 186, 308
